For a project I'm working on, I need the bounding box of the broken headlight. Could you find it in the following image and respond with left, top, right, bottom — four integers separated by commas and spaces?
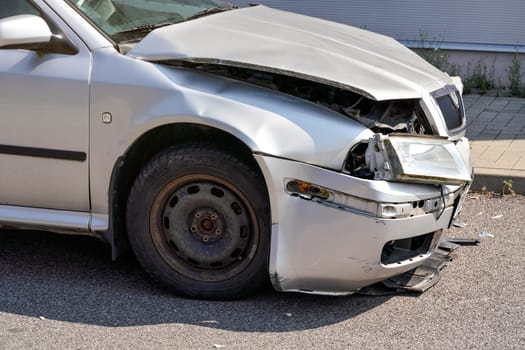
366, 134, 471, 185
345, 134, 471, 185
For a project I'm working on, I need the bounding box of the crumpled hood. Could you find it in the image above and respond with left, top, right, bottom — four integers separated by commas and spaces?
128, 5, 451, 101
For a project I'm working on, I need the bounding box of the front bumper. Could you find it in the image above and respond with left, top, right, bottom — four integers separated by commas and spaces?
255, 154, 469, 295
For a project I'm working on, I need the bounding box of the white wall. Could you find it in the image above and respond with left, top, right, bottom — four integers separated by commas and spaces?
234, 1, 525, 52
233, 1, 525, 86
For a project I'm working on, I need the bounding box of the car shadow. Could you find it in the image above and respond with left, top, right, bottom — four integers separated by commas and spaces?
0, 229, 396, 332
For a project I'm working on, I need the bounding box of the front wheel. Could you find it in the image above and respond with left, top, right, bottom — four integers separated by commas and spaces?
126, 144, 270, 299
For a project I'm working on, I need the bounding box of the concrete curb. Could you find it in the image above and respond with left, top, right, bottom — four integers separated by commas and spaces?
464, 93, 525, 195
471, 168, 525, 194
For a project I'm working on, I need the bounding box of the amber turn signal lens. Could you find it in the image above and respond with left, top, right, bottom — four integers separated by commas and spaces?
286, 180, 330, 200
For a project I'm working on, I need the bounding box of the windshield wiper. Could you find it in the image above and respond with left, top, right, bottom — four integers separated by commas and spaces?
111, 22, 178, 41
185, 6, 236, 21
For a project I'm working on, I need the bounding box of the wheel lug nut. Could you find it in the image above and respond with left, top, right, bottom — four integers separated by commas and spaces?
211, 214, 217, 220
203, 236, 209, 242
215, 229, 221, 235
190, 225, 197, 232
195, 213, 201, 218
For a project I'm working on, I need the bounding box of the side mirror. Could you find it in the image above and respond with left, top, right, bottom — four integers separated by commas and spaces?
0, 14, 52, 50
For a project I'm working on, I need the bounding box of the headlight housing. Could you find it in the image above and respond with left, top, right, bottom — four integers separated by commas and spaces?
365, 134, 472, 185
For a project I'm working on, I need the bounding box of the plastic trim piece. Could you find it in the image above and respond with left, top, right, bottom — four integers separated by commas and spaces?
0, 144, 86, 162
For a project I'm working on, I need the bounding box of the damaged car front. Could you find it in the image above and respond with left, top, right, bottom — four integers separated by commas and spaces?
67, 1, 472, 296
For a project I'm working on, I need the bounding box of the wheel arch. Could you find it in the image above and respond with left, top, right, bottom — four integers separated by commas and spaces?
105, 122, 271, 260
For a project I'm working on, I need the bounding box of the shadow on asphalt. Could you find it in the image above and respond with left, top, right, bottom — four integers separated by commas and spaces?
0, 230, 393, 331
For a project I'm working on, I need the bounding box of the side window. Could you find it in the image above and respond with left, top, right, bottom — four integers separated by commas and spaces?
0, 0, 40, 20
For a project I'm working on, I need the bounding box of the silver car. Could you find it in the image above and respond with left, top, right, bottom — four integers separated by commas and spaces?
0, 0, 472, 299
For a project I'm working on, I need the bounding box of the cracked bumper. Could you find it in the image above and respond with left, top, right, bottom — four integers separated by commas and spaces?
255, 154, 469, 295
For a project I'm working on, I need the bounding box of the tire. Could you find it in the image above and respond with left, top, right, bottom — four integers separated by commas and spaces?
126, 144, 270, 300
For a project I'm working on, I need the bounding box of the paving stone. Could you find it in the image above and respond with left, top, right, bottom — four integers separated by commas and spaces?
489, 140, 514, 148
498, 133, 521, 140
506, 116, 525, 123
510, 139, 525, 151
504, 102, 525, 112
492, 113, 515, 123
514, 157, 525, 171
469, 120, 488, 127
481, 128, 502, 135
506, 122, 525, 131
475, 159, 502, 168
464, 104, 473, 110
481, 147, 504, 159
486, 122, 511, 130
465, 93, 525, 192
476, 96, 496, 106
462, 94, 480, 101
481, 133, 501, 140
471, 140, 497, 147
493, 151, 521, 169
466, 109, 485, 119
466, 129, 485, 139
485, 101, 511, 113
470, 145, 488, 161
477, 111, 497, 122
489, 99, 511, 109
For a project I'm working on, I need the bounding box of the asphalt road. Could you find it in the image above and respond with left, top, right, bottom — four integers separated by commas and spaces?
0, 194, 524, 349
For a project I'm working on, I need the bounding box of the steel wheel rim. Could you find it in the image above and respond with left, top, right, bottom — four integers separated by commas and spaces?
149, 174, 260, 282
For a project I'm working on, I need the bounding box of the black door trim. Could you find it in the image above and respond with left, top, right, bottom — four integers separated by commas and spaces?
0, 144, 87, 162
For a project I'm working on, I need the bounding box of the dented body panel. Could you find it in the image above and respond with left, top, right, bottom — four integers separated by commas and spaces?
255, 154, 467, 293
128, 5, 452, 101
0, 0, 472, 296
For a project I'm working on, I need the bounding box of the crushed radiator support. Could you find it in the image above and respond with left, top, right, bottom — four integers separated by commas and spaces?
358, 236, 479, 296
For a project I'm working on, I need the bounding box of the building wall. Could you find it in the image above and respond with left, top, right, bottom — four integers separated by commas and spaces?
234, 1, 525, 87
234, 1, 525, 52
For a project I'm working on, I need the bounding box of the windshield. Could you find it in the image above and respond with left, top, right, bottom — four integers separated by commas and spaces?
69, 0, 232, 42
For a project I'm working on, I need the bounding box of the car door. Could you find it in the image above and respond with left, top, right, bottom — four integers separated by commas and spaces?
0, 1, 90, 211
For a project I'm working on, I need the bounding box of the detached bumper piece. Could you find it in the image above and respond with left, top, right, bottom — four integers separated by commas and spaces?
359, 236, 479, 296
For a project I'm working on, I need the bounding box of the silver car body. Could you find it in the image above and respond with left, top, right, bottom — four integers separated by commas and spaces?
0, 1, 472, 295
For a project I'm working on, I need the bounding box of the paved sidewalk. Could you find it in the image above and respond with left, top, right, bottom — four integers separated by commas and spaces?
463, 93, 525, 194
